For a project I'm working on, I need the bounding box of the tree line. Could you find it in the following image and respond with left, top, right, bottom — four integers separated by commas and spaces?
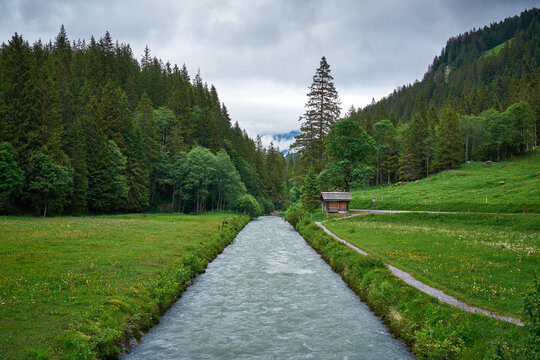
0, 27, 287, 216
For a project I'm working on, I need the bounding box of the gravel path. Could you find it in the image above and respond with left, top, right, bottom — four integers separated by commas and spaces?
314, 221, 523, 326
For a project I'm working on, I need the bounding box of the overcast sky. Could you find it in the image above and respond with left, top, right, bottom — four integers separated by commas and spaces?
0, 0, 537, 147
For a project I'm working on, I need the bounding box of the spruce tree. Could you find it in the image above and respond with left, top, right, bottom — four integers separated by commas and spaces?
300, 167, 320, 212
0, 142, 24, 204
107, 140, 129, 210
67, 118, 88, 213
291, 56, 341, 170
432, 105, 464, 172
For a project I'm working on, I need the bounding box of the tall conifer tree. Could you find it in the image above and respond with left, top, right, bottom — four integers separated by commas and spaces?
291, 56, 341, 170
432, 105, 464, 172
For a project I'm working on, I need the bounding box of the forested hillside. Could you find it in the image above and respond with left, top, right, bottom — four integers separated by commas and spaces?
296, 8, 540, 193
353, 8, 540, 130
0, 27, 288, 216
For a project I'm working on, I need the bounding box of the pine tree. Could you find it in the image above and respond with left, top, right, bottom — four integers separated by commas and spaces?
291, 56, 341, 170
0, 142, 24, 204
125, 118, 150, 212
300, 167, 320, 212
432, 105, 464, 172
107, 140, 128, 210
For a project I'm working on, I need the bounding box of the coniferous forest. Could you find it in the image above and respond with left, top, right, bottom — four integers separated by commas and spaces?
0, 27, 288, 216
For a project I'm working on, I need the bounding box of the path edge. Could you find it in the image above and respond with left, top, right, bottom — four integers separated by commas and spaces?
315, 221, 523, 326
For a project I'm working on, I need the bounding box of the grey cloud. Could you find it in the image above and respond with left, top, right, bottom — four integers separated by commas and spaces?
0, 0, 536, 138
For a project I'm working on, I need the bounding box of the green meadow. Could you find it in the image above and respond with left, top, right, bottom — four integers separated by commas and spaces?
324, 213, 539, 317
0, 212, 249, 359
482, 38, 513, 59
292, 219, 531, 359
350, 151, 540, 213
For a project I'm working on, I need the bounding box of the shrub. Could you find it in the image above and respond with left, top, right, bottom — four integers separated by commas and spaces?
284, 202, 308, 228
233, 194, 261, 218
259, 197, 275, 214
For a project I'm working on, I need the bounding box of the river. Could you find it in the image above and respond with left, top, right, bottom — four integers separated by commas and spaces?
123, 216, 412, 359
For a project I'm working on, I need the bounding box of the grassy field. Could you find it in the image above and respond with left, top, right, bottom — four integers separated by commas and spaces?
292, 218, 531, 359
0, 212, 249, 359
482, 38, 513, 58
350, 151, 540, 213
324, 212, 539, 317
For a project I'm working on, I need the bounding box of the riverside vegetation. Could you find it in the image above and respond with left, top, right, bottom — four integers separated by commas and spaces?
0, 212, 249, 359
324, 212, 539, 317
285, 211, 539, 359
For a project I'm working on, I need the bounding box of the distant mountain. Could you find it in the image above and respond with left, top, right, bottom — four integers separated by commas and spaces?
273, 130, 301, 142
261, 130, 300, 154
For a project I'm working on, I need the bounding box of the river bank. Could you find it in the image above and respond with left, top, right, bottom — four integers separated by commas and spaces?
124, 216, 412, 359
0, 213, 250, 359
288, 218, 529, 359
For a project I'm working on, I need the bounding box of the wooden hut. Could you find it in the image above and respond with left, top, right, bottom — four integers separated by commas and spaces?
320, 192, 352, 213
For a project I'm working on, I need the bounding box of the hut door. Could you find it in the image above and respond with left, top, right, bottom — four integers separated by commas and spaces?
328, 202, 339, 211
339, 202, 347, 211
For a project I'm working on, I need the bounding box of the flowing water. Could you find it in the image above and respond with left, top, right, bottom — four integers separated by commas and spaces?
123, 216, 413, 359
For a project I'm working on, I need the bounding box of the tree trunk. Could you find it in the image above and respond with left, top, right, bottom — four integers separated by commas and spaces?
43, 201, 47, 217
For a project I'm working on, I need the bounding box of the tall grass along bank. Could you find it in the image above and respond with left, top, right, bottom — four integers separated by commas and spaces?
0, 212, 249, 359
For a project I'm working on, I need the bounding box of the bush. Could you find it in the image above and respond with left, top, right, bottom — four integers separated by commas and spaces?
233, 194, 261, 218
259, 197, 275, 214
284, 202, 308, 228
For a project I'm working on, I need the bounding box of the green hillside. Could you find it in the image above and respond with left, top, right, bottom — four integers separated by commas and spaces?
482, 38, 513, 59
350, 151, 540, 213
353, 8, 540, 128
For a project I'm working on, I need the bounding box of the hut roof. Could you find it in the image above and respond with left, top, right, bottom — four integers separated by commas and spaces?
320, 192, 352, 201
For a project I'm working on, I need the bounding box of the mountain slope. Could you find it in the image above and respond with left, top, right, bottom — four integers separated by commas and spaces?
358, 8, 540, 125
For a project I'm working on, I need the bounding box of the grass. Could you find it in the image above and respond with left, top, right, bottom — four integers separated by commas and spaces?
291, 218, 530, 360
350, 151, 540, 213
482, 38, 513, 59
0, 212, 249, 359
324, 213, 539, 317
